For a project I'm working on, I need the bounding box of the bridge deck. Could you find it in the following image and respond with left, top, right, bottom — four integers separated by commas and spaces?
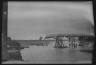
45, 34, 95, 38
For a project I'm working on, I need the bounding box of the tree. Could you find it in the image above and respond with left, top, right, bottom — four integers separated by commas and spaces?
39, 36, 43, 40
7, 37, 20, 46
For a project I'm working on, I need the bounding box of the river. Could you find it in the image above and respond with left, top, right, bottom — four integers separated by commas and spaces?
20, 41, 92, 64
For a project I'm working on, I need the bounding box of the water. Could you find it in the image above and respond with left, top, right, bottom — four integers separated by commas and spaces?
20, 41, 92, 64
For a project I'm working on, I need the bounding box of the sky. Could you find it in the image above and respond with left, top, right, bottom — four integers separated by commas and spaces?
8, 1, 94, 40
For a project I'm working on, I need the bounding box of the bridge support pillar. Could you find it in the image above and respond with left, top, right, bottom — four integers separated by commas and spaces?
78, 36, 85, 47
69, 36, 77, 47
54, 37, 64, 48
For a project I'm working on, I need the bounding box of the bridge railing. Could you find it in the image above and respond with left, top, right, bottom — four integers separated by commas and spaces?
45, 33, 95, 38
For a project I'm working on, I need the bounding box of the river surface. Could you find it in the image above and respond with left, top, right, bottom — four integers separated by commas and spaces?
20, 41, 92, 64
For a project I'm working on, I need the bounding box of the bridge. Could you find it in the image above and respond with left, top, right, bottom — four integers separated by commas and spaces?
44, 33, 95, 48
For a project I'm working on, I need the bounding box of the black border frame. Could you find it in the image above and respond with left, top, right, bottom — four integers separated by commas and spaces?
1, 0, 95, 64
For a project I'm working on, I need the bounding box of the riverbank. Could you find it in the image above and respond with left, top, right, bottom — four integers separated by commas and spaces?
7, 49, 23, 61
80, 46, 93, 53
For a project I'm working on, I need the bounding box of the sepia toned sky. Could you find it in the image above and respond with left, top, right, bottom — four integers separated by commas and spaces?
8, 1, 94, 40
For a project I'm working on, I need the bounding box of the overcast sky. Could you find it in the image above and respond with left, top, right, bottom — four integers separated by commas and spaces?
8, 1, 94, 40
